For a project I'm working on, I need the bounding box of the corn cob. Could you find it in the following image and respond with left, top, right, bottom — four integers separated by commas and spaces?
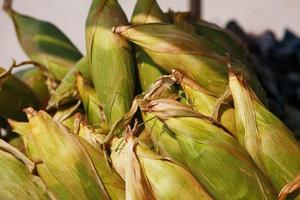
0, 139, 50, 200
76, 73, 107, 130
172, 70, 236, 135
48, 56, 90, 109
86, 0, 135, 126
113, 23, 263, 98
171, 12, 267, 102
3, 0, 82, 81
0, 67, 40, 121
11, 108, 125, 199
110, 134, 213, 200
15, 67, 49, 108
131, 0, 171, 92
229, 69, 300, 193
171, 12, 246, 61
143, 98, 276, 200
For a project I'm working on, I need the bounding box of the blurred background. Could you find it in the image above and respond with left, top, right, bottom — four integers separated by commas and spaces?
1, 0, 300, 67
1, 0, 300, 135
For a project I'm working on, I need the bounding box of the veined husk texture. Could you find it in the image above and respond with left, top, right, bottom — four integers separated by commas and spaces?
144, 98, 276, 200
110, 135, 212, 200
113, 23, 262, 97
229, 70, 300, 193
5, 0, 82, 81
10, 108, 125, 200
0, 139, 50, 200
86, 0, 135, 126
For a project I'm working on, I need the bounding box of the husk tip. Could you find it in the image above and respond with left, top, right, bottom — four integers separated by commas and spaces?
112, 25, 129, 34
23, 107, 37, 118
3, 0, 13, 15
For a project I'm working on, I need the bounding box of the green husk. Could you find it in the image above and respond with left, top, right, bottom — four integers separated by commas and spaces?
52, 101, 81, 130
111, 135, 213, 200
113, 23, 262, 97
48, 56, 90, 109
142, 113, 185, 164
15, 67, 49, 108
144, 99, 276, 200
86, 0, 135, 126
4, 0, 82, 81
0, 67, 40, 121
172, 70, 236, 135
76, 73, 107, 130
0, 139, 50, 200
131, 0, 171, 92
171, 12, 247, 61
11, 108, 125, 199
229, 70, 300, 193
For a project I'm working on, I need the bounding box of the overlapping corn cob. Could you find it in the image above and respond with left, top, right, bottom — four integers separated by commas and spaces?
1, 0, 299, 199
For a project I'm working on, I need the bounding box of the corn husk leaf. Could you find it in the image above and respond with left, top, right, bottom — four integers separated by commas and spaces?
278, 173, 300, 200
144, 98, 276, 200
4, 0, 82, 81
86, 0, 135, 126
76, 73, 107, 130
171, 12, 246, 60
0, 139, 50, 200
113, 23, 262, 97
229, 70, 300, 193
111, 135, 213, 200
48, 56, 90, 108
0, 67, 40, 121
172, 70, 236, 135
52, 101, 81, 130
15, 67, 49, 108
131, 0, 174, 92
11, 108, 125, 200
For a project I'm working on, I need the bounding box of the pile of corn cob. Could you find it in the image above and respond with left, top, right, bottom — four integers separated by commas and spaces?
0, 0, 300, 199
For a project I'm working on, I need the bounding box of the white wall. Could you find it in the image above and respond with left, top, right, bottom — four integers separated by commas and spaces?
0, 0, 189, 68
1, 0, 300, 69
203, 0, 300, 37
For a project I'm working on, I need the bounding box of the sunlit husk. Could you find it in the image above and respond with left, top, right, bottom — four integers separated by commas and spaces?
4, 0, 82, 81
48, 56, 90, 108
131, 0, 172, 92
144, 99, 276, 200
0, 67, 40, 121
229, 70, 300, 193
0, 139, 50, 200
10, 109, 125, 199
142, 113, 185, 164
86, 0, 135, 126
171, 12, 246, 61
173, 71, 236, 135
111, 136, 213, 200
114, 23, 264, 97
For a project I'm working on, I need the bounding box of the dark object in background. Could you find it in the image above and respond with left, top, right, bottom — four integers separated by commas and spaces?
226, 21, 300, 139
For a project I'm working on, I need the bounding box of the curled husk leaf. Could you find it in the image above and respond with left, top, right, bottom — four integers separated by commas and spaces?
229, 69, 300, 194
143, 98, 276, 200
111, 134, 213, 200
4, 0, 82, 80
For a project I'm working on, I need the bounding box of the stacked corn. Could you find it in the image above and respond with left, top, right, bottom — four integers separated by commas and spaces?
0, 0, 299, 199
